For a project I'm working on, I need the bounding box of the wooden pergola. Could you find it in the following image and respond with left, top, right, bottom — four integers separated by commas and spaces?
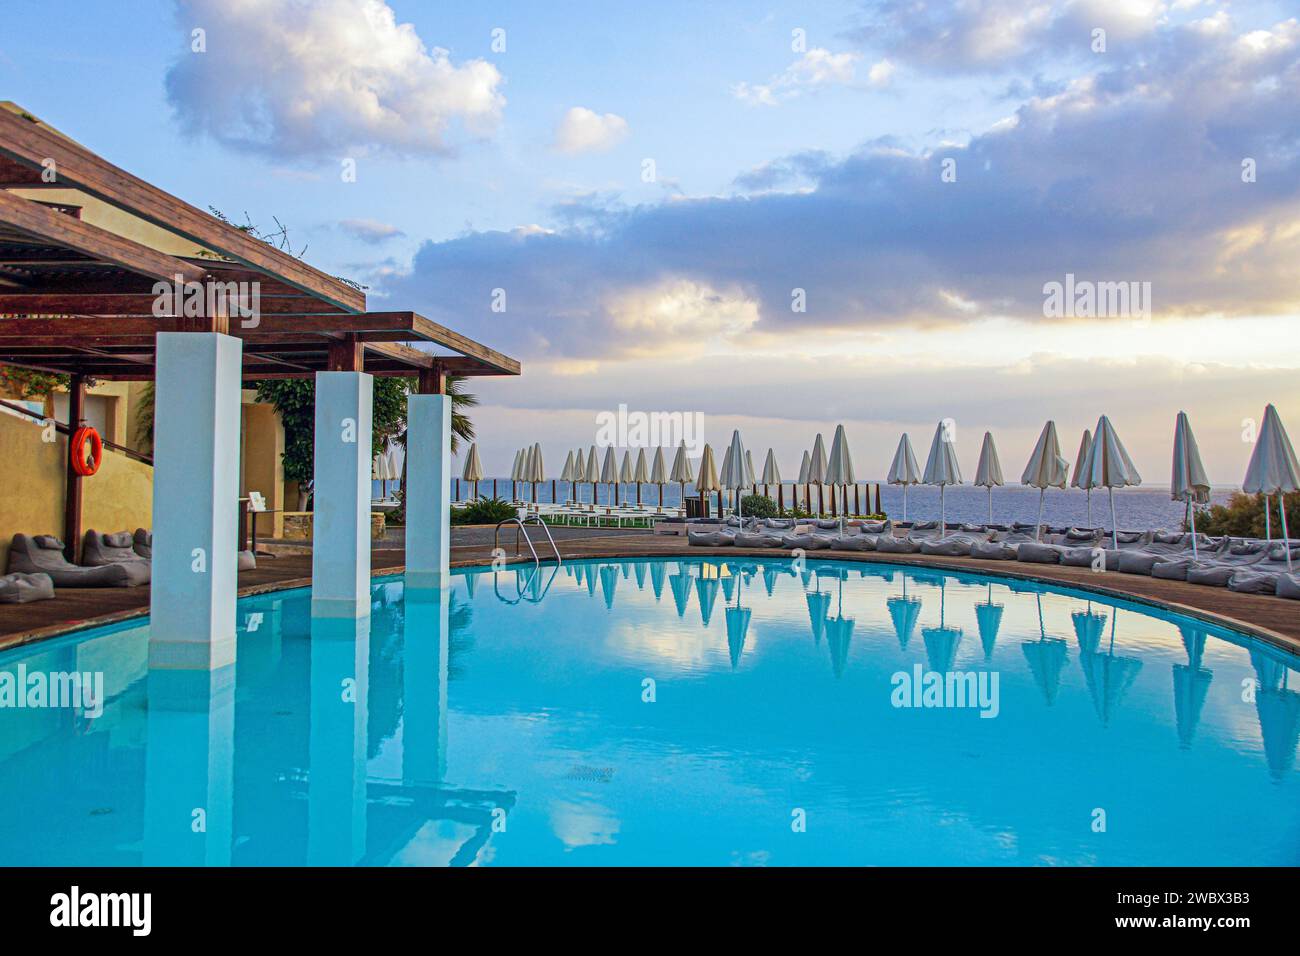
0, 106, 518, 614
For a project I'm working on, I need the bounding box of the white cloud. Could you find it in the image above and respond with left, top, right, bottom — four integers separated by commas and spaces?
733, 48, 878, 106
339, 217, 404, 243
166, 0, 505, 157
552, 107, 630, 154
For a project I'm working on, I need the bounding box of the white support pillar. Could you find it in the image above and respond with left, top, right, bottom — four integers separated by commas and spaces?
402, 581, 449, 786
150, 332, 243, 670
308, 616, 369, 865
311, 371, 373, 617
404, 393, 452, 588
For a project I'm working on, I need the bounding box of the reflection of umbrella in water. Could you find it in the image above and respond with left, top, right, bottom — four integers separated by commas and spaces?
668, 567, 694, 617
598, 564, 618, 609
1071, 602, 1108, 656
1249, 648, 1287, 693
921, 577, 962, 673
633, 561, 647, 590
1021, 592, 1068, 705
1172, 624, 1213, 749
824, 567, 855, 678
805, 569, 832, 646
696, 574, 721, 626
1079, 611, 1143, 726
761, 564, 781, 596
463, 570, 480, 599
974, 582, 1003, 662
886, 573, 922, 651
723, 565, 752, 669
584, 565, 599, 597
720, 567, 737, 603
649, 561, 666, 601
1255, 670, 1300, 780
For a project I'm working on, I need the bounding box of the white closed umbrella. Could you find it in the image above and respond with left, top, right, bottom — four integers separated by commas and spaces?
1080, 415, 1142, 549
670, 441, 695, 510
651, 447, 668, 509
633, 448, 650, 505
809, 434, 828, 516
600, 446, 619, 506
973, 431, 1004, 524
1021, 421, 1069, 541
797, 450, 812, 513
697, 444, 720, 516
762, 448, 782, 511
1072, 429, 1094, 527
745, 449, 756, 495
509, 448, 524, 501
1243, 404, 1299, 567
719, 444, 734, 514
887, 433, 921, 522
618, 449, 633, 506
922, 421, 963, 532
462, 442, 484, 501
721, 430, 751, 522
1171, 411, 1211, 560
585, 445, 600, 506
826, 424, 855, 533
528, 442, 545, 504
385, 441, 404, 494
571, 447, 588, 503
559, 449, 575, 503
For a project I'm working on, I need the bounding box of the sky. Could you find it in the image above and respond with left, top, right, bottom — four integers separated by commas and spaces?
2, 0, 1298, 484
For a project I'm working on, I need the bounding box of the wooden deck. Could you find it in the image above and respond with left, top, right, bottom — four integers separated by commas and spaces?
2, 531, 1297, 655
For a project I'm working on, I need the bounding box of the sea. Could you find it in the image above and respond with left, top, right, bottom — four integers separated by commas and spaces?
410, 478, 1239, 532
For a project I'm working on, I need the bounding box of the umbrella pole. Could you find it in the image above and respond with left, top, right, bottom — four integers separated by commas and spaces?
1086, 488, 1092, 527
1264, 494, 1272, 540
778, 483, 784, 515
902, 485, 908, 522
988, 486, 993, 524
940, 484, 946, 533
1109, 486, 1118, 550
1190, 498, 1199, 560
1036, 488, 1044, 542
1280, 495, 1294, 571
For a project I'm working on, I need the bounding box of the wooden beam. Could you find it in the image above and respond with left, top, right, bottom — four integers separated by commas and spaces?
0, 189, 207, 285
0, 109, 366, 313
63, 374, 85, 563
327, 334, 364, 372
0, 292, 344, 316
418, 359, 447, 394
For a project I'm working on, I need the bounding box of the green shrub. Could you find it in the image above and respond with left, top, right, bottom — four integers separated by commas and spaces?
739, 494, 779, 518
451, 496, 517, 526
1196, 491, 1298, 538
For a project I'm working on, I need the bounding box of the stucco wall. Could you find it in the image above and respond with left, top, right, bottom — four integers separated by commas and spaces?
0, 410, 153, 570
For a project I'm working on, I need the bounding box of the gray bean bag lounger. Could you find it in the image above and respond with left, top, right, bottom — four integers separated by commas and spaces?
0, 572, 55, 603
876, 534, 921, 554
920, 532, 990, 557
733, 531, 786, 548
1225, 547, 1300, 594
133, 528, 152, 559
1276, 574, 1300, 600
6, 534, 144, 587
688, 530, 736, 547
1016, 542, 1063, 564
970, 540, 1018, 560
82, 529, 152, 584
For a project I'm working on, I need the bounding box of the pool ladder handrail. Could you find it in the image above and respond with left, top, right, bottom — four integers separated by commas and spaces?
494, 514, 563, 568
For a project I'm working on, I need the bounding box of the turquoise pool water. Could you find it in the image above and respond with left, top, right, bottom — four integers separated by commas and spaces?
1, 557, 1296, 866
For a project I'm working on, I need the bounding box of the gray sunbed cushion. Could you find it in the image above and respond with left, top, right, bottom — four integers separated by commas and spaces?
1276, 574, 1300, 599
912, 520, 939, 530
133, 528, 152, 559
1059, 546, 1102, 567
920, 536, 976, 557
1151, 558, 1194, 580
1115, 531, 1144, 544
1186, 564, 1239, 587
1226, 570, 1278, 594
688, 530, 735, 547
238, 549, 257, 571
1016, 542, 1062, 564
33, 535, 64, 550
1065, 528, 1097, 542
0, 572, 54, 603
858, 520, 887, 534
733, 531, 785, 548
831, 534, 873, 552
970, 541, 1017, 560
103, 531, 133, 548
1152, 530, 1184, 544
782, 533, 831, 550
1118, 551, 1165, 575
6, 534, 145, 587
876, 535, 921, 554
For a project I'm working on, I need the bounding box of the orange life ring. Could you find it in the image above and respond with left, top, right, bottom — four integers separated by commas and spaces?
70, 426, 102, 477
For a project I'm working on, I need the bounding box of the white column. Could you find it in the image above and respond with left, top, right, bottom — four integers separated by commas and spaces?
402, 581, 449, 786
404, 393, 452, 588
308, 616, 369, 865
150, 332, 243, 670
311, 371, 373, 617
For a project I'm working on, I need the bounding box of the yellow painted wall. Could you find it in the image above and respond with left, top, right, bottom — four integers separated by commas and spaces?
241, 398, 285, 538
0, 410, 153, 570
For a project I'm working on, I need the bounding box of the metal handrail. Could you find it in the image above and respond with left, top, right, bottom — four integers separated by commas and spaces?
492, 514, 563, 568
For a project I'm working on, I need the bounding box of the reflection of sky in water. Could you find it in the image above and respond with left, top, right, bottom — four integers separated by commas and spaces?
0, 557, 1296, 867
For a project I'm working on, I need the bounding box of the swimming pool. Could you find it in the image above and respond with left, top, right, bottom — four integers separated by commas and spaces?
1, 557, 1296, 866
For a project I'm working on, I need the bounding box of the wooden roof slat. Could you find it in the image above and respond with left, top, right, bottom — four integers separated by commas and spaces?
0, 189, 207, 285
0, 109, 366, 313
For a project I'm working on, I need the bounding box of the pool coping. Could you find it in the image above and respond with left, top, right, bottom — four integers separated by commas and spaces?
1, 545, 1296, 658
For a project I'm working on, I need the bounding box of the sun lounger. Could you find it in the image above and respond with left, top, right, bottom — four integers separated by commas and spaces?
6, 534, 146, 587
970, 540, 1018, 560
1225, 545, 1300, 594
688, 529, 736, 547
1168, 540, 1272, 587
876, 533, 921, 554
1116, 533, 1204, 576
920, 531, 991, 557
1016, 541, 1063, 564
133, 528, 152, 559
0, 571, 55, 603
733, 530, 786, 548
1276, 574, 1300, 599
82, 529, 152, 583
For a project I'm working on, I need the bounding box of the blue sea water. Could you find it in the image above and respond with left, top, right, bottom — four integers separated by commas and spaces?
444, 479, 1236, 531
0, 558, 1295, 866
